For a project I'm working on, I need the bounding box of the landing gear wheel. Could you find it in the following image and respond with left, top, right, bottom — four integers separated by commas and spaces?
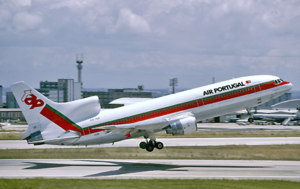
155, 141, 164, 150
139, 141, 147, 149
145, 143, 154, 152
248, 118, 254, 123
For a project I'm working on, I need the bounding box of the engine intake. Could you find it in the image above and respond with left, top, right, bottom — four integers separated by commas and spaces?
166, 116, 197, 135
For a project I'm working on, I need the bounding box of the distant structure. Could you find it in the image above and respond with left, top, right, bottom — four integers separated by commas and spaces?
0, 108, 24, 122
0, 85, 2, 108
212, 77, 215, 84
257, 92, 292, 110
83, 88, 152, 108
38, 79, 82, 102
138, 85, 144, 91
170, 78, 178, 94
272, 99, 300, 110
6, 92, 19, 108
76, 53, 83, 84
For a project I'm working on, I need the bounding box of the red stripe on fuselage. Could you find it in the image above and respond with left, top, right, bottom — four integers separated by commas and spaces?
40, 105, 105, 136
40, 106, 80, 132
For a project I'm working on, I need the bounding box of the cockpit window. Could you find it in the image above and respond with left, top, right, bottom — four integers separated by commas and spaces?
275, 78, 284, 85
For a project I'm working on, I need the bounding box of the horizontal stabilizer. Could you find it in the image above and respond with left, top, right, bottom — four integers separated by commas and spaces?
109, 98, 152, 106
28, 130, 81, 145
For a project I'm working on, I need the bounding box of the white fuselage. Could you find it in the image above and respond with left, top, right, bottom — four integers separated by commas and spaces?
68, 75, 292, 146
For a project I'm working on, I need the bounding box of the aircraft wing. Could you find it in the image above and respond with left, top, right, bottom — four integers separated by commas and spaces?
92, 112, 195, 134
92, 119, 169, 133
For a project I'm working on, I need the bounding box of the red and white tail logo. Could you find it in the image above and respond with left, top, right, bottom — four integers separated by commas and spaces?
21, 90, 44, 109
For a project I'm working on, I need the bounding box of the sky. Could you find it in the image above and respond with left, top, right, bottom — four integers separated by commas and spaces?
0, 0, 300, 90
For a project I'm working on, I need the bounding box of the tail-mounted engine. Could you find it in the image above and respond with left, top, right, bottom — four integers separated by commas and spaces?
166, 116, 197, 135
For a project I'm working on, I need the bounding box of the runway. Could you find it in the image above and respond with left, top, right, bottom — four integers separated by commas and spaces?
1, 137, 300, 149
1, 159, 300, 181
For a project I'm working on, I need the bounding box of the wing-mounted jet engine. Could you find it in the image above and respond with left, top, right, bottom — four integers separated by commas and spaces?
166, 116, 197, 135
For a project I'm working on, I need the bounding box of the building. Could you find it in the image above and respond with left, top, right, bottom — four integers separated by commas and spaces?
0, 108, 24, 122
0, 85, 2, 103
257, 92, 292, 109
36, 88, 64, 102
6, 92, 19, 108
0, 85, 2, 108
38, 79, 82, 102
83, 89, 152, 108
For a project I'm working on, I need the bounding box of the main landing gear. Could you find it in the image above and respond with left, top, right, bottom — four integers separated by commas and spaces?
139, 139, 164, 152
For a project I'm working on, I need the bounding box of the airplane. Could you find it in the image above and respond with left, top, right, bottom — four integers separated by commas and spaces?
0, 120, 11, 129
10, 75, 292, 152
248, 111, 300, 125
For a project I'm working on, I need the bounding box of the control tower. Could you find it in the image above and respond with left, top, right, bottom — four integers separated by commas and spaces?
76, 53, 83, 83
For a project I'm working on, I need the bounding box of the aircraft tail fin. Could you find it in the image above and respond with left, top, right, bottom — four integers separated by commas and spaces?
10, 81, 59, 141
10, 81, 101, 144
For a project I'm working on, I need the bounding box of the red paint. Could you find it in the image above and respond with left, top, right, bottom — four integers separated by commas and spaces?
40, 105, 105, 136
124, 133, 131, 138
40, 106, 82, 133
23, 93, 44, 109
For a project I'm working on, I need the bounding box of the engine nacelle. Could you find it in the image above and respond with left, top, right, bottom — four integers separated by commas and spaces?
166, 116, 197, 135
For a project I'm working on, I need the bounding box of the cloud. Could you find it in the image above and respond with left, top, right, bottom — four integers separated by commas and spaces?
107, 8, 151, 34
13, 11, 42, 31
11, 0, 31, 7
0, 0, 300, 90
38, 28, 51, 35
0, 9, 11, 28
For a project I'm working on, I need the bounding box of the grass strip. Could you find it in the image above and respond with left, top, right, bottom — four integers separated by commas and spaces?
155, 130, 300, 138
1, 145, 300, 160
0, 132, 22, 140
1, 131, 300, 140
0, 179, 299, 189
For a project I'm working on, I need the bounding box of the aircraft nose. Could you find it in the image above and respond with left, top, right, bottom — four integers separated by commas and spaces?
287, 82, 293, 90
283, 81, 293, 92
